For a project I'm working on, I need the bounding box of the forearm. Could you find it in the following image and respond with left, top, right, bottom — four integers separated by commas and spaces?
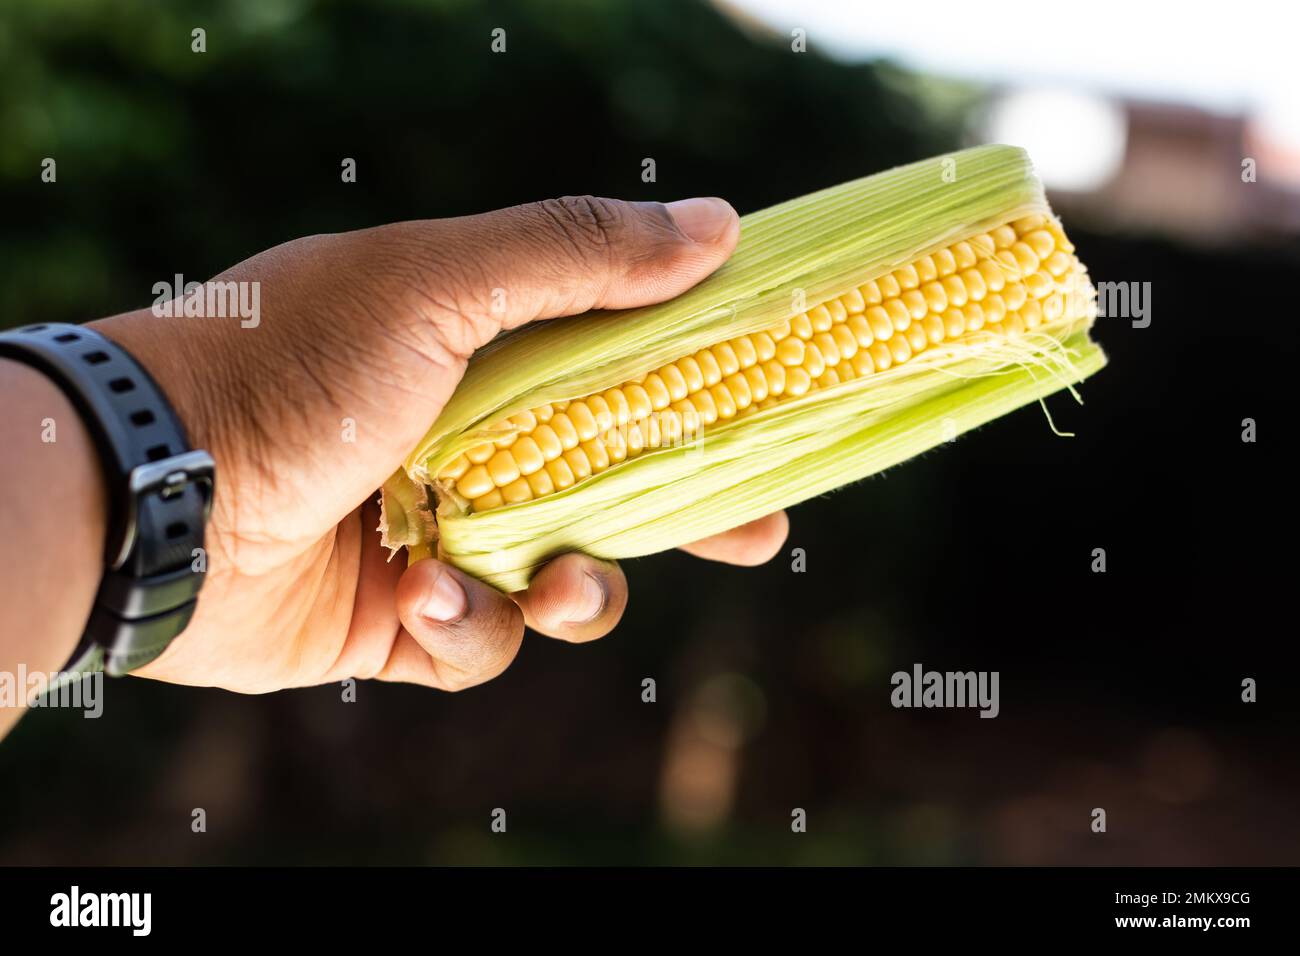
0, 358, 108, 738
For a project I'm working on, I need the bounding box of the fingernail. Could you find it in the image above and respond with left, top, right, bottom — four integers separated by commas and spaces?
422, 569, 467, 623
665, 197, 734, 243
566, 572, 607, 625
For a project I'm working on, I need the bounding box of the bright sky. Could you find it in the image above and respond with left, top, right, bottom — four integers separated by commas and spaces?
727, 0, 1298, 119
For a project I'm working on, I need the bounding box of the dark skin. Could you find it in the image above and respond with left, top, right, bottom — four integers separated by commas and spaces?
0, 195, 787, 737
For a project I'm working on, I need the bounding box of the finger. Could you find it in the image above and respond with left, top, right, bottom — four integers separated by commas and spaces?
394, 195, 741, 356
512, 553, 628, 644
372, 629, 457, 689
394, 556, 525, 691
677, 511, 789, 566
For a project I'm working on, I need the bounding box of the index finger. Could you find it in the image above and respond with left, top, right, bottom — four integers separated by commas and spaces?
677, 511, 789, 566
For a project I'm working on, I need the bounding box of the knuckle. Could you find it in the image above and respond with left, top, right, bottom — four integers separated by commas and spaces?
534, 195, 628, 263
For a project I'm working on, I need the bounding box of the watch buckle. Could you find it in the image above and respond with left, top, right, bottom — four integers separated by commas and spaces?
111, 450, 216, 570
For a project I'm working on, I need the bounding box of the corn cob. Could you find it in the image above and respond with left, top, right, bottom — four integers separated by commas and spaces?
382, 145, 1106, 591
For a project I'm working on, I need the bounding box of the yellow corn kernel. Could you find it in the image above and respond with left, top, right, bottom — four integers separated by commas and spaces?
977, 258, 1006, 292
943, 308, 966, 338
501, 477, 533, 505
933, 248, 957, 276
991, 224, 1017, 249
658, 365, 688, 403
905, 322, 928, 353
830, 324, 857, 360
550, 412, 580, 450
785, 366, 812, 396
802, 342, 826, 379
643, 373, 671, 410
441, 455, 470, 481
776, 336, 805, 367
901, 289, 929, 320
813, 332, 840, 367
472, 488, 504, 511
525, 469, 554, 498
695, 350, 722, 388
563, 446, 592, 481
724, 373, 752, 410
761, 360, 786, 397
847, 313, 873, 348
1024, 271, 1054, 300
808, 305, 834, 333
466, 442, 494, 465
840, 287, 866, 314
960, 269, 987, 302
941, 275, 968, 308
884, 298, 911, 332
733, 335, 759, 368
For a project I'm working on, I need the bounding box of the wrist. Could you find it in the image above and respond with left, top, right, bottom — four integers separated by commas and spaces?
0, 358, 108, 675
0, 322, 215, 686
91, 310, 213, 457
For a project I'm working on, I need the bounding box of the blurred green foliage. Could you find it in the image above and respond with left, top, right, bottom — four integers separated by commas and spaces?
0, 0, 957, 325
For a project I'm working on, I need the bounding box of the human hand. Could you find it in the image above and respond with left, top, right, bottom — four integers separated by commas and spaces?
93, 197, 788, 694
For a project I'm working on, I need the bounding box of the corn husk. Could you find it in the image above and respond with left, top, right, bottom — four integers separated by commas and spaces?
382, 145, 1106, 591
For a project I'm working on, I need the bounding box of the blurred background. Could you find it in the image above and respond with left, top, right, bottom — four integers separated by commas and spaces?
1, 0, 1297, 865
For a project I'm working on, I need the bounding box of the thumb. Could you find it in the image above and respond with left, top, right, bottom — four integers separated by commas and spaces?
396, 195, 741, 357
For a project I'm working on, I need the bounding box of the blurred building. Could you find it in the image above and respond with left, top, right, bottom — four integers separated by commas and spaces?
1050, 96, 1300, 240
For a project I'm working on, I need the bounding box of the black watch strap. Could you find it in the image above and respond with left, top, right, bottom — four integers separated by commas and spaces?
0, 322, 213, 677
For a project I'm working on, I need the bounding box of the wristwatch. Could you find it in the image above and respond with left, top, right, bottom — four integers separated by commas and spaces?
0, 322, 214, 678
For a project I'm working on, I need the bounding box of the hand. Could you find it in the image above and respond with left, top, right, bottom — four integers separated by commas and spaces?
93, 196, 788, 694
